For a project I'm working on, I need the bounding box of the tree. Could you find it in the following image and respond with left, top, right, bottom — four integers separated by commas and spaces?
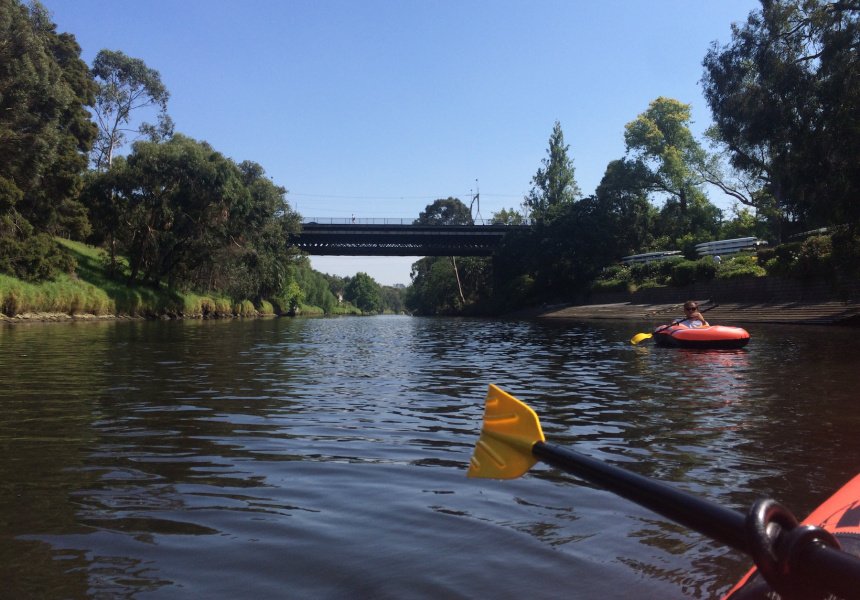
90, 49, 172, 171
414, 197, 473, 225
701, 0, 860, 233
524, 121, 581, 216
593, 159, 658, 255
0, 0, 97, 280
412, 197, 476, 306
623, 97, 721, 243
290, 257, 339, 313
322, 272, 346, 299
82, 134, 301, 294
624, 97, 704, 213
405, 257, 463, 315
380, 285, 405, 314
345, 272, 381, 313
720, 203, 768, 240
490, 208, 527, 225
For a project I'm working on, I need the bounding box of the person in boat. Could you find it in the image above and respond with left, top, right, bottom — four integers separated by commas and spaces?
673, 301, 709, 328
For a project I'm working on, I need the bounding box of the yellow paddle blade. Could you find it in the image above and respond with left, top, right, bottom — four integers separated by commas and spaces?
467, 385, 545, 479
630, 332, 652, 345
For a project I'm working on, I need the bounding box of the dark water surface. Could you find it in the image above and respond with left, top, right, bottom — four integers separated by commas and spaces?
2, 316, 859, 599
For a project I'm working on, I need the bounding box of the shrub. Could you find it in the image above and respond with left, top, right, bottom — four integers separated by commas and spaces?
670, 261, 698, 286
696, 259, 717, 281
507, 274, 535, 306
598, 264, 631, 283
629, 261, 654, 282
0, 234, 76, 282
1, 289, 23, 316
629, 260, 675, 285
657, 257, 687, 280
757, 247, 776, 264
270, 295, 290, 315
831, 228, 860, 279
233, 300, 256, 316
794, 235, 834, 280
200, 297, 216, 315
764, 241, 803, 276
716, 256, 766, 279
589, 279, 629, 294
660, 258, 716, 287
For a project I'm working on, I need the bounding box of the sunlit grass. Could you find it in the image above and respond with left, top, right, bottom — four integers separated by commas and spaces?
0, 272, 114, 316
0, 239, 265, 319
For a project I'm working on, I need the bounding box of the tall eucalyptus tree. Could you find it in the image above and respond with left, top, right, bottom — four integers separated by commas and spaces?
90, 49, 173, 171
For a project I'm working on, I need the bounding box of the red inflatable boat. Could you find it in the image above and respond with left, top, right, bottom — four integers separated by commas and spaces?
723, 472, 860, 599
652, 324, 750, 349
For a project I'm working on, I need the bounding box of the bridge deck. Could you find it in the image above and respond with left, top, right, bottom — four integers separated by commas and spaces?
294, 220, 529, 257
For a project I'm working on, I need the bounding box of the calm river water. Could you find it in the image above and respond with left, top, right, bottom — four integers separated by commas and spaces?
2, 315, 859, 599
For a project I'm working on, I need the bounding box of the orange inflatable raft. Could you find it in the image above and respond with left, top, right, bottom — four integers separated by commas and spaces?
723, 472, 860, 599
653, 324, 750, 350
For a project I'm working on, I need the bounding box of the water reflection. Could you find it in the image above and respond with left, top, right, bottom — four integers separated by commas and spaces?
2, 317, 860, 599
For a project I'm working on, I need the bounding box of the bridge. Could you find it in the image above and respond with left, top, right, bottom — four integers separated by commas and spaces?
293, 218, 530, 257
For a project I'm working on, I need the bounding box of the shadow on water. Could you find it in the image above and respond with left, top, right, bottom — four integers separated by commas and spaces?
2, 317, 860, 599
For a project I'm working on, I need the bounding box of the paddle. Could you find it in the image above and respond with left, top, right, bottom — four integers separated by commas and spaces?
631, 323, 673, 345
468, 385, 860, 599
630, 331, 656, 344
630, 304, 713, 345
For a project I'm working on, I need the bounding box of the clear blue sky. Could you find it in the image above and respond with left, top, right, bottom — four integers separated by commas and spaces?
47, 0, 760, 286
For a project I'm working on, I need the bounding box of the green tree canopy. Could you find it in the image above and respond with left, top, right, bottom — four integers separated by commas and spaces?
623, 97, 705, 213
405, 257, 462, 315
291, 257, 339, 313
593, 159, 659, 255
82, 134, 300, 295
0, 0, 97, 280
406, 197, 490, 314
524, 121, 581, 216
702, 0, 860, 232
623, 97, 721, 243
90, 49, 173, 171
380, 285, 405, 314
490, 208, 527, 225
345, 271, 382, 313
414, 197, 473, 225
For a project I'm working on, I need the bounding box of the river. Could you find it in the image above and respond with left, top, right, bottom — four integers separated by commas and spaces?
2, 315, 859, 599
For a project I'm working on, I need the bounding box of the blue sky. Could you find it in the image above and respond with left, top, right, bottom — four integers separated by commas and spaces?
47, 0, 761, 286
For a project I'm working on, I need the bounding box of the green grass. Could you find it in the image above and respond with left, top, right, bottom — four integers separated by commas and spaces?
0, 239, 266, 319
55, 239, 169, 316
0, 272, 114, 316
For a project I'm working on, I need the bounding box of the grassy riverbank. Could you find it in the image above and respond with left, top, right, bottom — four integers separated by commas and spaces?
0, 240, 277, 321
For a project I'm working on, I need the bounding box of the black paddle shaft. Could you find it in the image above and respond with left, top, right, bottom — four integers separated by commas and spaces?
533, 441, 747, 549
532, 441, 860, 599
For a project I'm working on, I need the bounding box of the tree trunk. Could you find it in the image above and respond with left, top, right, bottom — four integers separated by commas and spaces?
452, 256, 465, 303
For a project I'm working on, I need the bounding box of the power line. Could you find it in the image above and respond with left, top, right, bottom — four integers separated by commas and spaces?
288, 193, 469, 201
288, 192, 526, 200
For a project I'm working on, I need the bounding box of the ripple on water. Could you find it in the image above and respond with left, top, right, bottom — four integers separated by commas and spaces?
3, 317, 860, 599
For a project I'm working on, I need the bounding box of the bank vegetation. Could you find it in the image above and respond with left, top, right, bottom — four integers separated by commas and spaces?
2, 1, 859, 320
404, 2, 860, 315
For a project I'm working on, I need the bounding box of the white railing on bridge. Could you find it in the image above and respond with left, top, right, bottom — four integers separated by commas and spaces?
300, 217, 530, 226
695, 237, 767, 257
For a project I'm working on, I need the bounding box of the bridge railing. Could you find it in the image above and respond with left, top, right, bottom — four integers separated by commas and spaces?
300, 217, 530, 226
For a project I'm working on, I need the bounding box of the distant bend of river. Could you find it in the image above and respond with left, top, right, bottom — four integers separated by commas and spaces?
2, 316, 859, 599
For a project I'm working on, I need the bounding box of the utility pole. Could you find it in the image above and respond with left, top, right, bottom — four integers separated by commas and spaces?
470, 179, 482, 223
